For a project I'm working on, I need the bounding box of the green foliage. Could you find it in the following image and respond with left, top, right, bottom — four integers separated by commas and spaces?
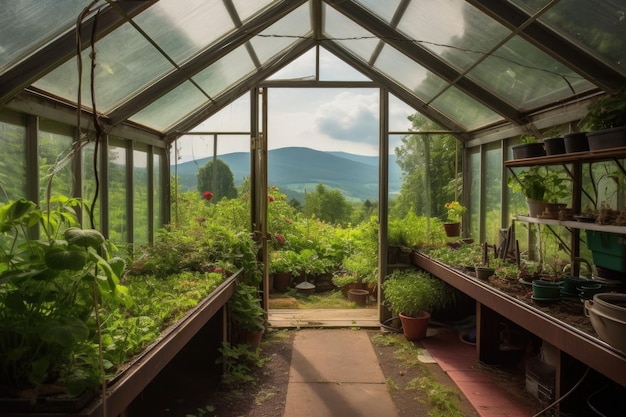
0, 197, 127, 396
303, 183, 353, 226
216, 342, 269, 386
382, 270, 456, 317
579, 89, 626, 131
229, 284, 265, 333
508, 166, 570, 202
197, 158, 238, 201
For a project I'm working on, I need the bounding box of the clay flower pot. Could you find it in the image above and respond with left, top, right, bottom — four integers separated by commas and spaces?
399, 311, 431, 341
443, 222, 460, 237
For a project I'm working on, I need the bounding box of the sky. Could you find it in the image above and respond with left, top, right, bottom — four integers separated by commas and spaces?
172, 49, 420, 164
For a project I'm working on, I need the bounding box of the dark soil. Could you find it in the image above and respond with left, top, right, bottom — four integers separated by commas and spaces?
128, 327, 541, 417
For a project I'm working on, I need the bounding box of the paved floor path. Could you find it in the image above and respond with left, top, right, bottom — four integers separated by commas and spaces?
282, 329, 399, 417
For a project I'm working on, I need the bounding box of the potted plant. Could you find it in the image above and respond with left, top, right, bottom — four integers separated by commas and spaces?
508, 166, 548, 217
382, 269, 456, 340
512, 134, 545, 159
443, 201, 466, 237
229, 283, 266, 351
579, 89, 626, 151
269, 250, 299, 292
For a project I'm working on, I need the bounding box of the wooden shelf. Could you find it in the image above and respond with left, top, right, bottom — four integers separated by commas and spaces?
504, 146, 626, 167
516, 215, 626, 234
410, 251, 626, 389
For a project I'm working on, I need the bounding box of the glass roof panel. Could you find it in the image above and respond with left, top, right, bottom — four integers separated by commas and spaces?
397, 0, 510, 71
33, 22, 174, 112
192, 45, 255, 98
353, 0, 401, 23
374, 45, 447, 102
431, 87, 502, 130
232, 0, 276, 22
511, 0, 626, 72
268, 48, 316, 80
129, 82, 207, 131
0, 0, 87, 72
133, 0, 234, 65
323, 4, 379, 63
249, 3, 311, 63
468, 36, 595, 110
319, 48, 370, 81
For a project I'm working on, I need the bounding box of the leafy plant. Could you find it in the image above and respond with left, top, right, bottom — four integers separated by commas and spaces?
216, 342, 269, 386
382, 270, 456, 317
579, 89, 626, 131
229, 283, 265, 333
444, 201, 466, 223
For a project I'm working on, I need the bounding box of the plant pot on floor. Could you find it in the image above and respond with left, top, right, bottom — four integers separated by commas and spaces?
274, 272, 292, 293
399, 311, 431, 341
443, 222, 461, 237
348, 288, 369, 306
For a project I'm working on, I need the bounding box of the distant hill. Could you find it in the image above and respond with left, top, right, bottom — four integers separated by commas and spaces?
172, 147, 403, 202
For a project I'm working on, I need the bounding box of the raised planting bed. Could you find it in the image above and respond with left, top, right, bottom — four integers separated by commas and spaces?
1, 270, 240, 417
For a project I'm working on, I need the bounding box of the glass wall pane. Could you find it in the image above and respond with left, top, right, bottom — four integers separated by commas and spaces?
269, 48, 317, 80
108, 140, 128, 244
397, 0, 510, 71
134, 0, 234, 64
468, 36, 594, 110
192, 94, 250, 132
375, 45, 447, 102
319, 47, 370, 81
431, 87, 502, 130
133, 145, 149, 245
0, 1, 85, 72
484, 143, 502, 244
469, 148, 480, 239
81, 142, 99, 229
33, 22, 175, 112
232, 0, 275, 22
0, 110, 26, 203
153, 151, 162, 235
39, 120, 74, 203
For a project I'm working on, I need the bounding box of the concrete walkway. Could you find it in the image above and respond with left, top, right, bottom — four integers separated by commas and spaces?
282, 329, 399, 417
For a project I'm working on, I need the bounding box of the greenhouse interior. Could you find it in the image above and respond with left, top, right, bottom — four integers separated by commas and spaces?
1, 0, 626, 416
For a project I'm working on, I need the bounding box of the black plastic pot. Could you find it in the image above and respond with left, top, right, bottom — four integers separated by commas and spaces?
512, 143, 546, 159
543, 137, 565, 155
563, 132, 589, 153
586, 126, 626, 151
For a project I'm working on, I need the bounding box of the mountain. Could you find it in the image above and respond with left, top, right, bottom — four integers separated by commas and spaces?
172, 147, 403, 202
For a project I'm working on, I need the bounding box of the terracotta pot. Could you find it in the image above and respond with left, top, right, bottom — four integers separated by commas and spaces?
526, 198, 547, 218
443, 222, 460, 237
399, 311, 431, 341
348, 288, 369, 306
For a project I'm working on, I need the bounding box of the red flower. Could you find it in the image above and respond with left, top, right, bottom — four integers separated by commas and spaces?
274, 233, 285, 244
214, 267, 223, 273
268, 195, 275, 202
202, 191, 213, 201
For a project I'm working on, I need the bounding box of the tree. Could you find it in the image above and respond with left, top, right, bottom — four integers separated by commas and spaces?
197, 158, 237, 201
393, 114, 459, 221
303, 183, 352, 225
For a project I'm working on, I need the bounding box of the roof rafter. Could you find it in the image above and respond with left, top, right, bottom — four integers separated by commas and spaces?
467, 0, 625, 92
0, 1, 153, 105
108, 0, 308, 126
327, 0, 523, 125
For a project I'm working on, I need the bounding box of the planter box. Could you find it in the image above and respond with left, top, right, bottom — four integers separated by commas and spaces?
586, 230, 626, 273
586, 126, 626, 151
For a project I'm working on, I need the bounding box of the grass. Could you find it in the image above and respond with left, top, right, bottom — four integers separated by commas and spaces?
268, 290, 375, 309
372, 333, 465, 417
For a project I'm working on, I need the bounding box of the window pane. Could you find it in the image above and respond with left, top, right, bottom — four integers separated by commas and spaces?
0, 0, 86, 72
133, 146, 149, 245
484, 143, 502, 243
108, 141, 127, 244
319, 47, 370, 81
0, 110, 26, 203
375, 45, 447, 102
193, 45, 255, 98
397, 0, 510, 71
431, 87, 502, 130
354, 0, 401, 23
134, 0, 234, 65
323, 5, 379, 62
468, 36, 594, 110
249, 3, 311, 63
129, 81, 208, 131
39, 120, 74, 203
153, 151, 162, 235
269, 48, 317, 80
33, 22, 175, 112
232, 0, 276, 22
469, 148, 480, 239
511, 0, 626, 71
